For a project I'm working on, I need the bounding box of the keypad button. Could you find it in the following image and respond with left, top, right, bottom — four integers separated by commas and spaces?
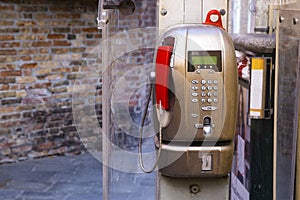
207, 98, 212, 103
207, 92, 212, 97
213, 98, 218, 103
192, 86, 198, 91
192, 93, 198, 97
207, 86, 212, 91
201, 80, 206, 85
201, 92, 206, 97
191, 80, 199, 84
202, 106, 218, 111
213, 80, 218, 84
213, 86, 218, 90
192, 99, 198, 103
207, 80, 212, 84
201, 86, 206, 91
213, 92, 218, 97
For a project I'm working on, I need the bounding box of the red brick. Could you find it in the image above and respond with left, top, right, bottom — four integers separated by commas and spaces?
35, 13, 52, 20
20, 56, 32, 61
53, 41, 71, 46
68, 21, 85, 26
0, 35, 14, 41
17, 21, 36, 26
0, 5, 15, 11
0, 42, 20, 48
0, 70, 22, 77
84, 40, 99, 46
0, 85, 9, 90
1, 98, 22, 105
35, 141, 55, 150
0, 28, 19, 34
20, 63, 38, 69
72, 66, 80, 72
72, 28, 81, 34
9, 85, 18, 90
55, 13, 80, 19
16, 76, 37, 84
47, 74, 64, 81
53, 27, 70, 33
37, 35, 46, 40
32, 27, 51, 34
0, 106, 15, 113
18, 49, 38, 55
82, 28, 98, 33
32, 41, 51, 47
53, 68, 71, 73
51, 48, 68, 54
47, 34, 65, 39
1, 113, 21, 120
70, 47, 85, 53
15, 105, 34, 112
12, 145, 32, 153
18, 6, 38, 12
29, 82, 51, 89
0, 56, 17, 63
0, 77, 15, 84
16, 34, 36, 40
33, 55, 51, 61
0, 64, 16, 70
39, 48, 49, 54
0, 142, 15, 149
0, 12, 18, 19
0, 21, 14, 26
0, 49, 17, 55
23, 13, 33, 19
48, 21, 67, 27
94, 34, 102, 39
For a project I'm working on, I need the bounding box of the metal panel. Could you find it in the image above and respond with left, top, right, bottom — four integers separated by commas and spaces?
158, 0, 228, 32
297, 96, 300, 200
158, 0, 184, 31
158, 174, 229, 200
275, 9, 300, 200
184, 0, 202, 24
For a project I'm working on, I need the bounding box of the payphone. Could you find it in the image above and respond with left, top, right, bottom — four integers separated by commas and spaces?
139, 11, 238, 178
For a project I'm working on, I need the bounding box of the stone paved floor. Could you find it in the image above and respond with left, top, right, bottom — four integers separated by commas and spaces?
0, 152, 156, 200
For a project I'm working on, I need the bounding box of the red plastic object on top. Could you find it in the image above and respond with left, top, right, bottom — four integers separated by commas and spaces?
155, 46, 173, 111
203, 9, 224, 29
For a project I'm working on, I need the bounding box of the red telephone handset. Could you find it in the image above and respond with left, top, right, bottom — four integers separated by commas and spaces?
155, 46, 173, 111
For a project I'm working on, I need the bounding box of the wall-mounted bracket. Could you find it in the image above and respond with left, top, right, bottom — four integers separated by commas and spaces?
102, 0, 135, 15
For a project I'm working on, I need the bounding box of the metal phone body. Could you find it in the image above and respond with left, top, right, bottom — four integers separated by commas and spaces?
155, 24, 238, 177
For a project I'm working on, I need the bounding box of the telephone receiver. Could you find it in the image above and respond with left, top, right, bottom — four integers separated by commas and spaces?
155, 46, 173, 128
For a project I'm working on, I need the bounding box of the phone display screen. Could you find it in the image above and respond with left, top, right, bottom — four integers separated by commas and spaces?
188, 51, 222, 72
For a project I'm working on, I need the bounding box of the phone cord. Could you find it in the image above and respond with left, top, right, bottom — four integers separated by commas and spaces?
138, 83, 162, 173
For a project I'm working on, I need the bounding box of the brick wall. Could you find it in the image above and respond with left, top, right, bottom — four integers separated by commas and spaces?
0, 0, 101, 163
107, 1, 157, 150
0, 0, 157, 163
